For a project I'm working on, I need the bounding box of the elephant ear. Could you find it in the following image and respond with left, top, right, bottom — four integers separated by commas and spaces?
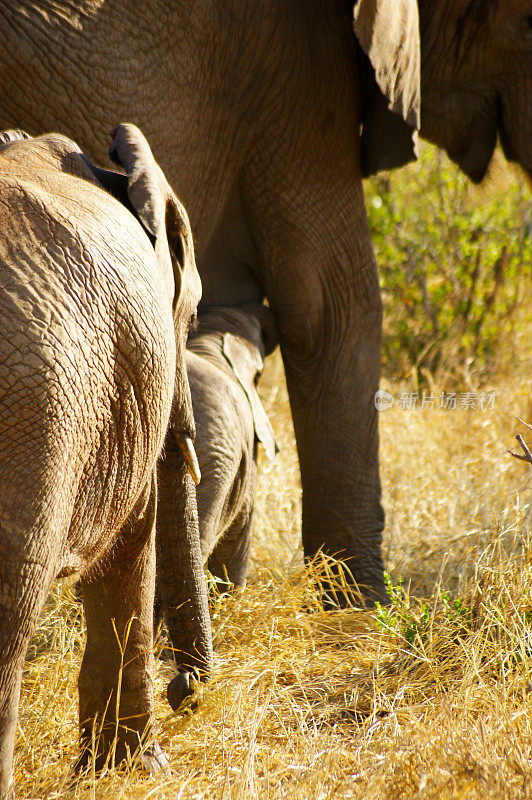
353, 0, 420, 176
222, 333, 278, 462
108, 123, 191, 310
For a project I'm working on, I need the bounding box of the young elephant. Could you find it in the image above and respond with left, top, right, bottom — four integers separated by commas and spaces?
0, 124, 208, 798
157, 303, 277, 639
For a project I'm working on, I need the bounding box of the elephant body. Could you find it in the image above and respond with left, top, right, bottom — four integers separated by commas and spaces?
0, 127, 206, 798
0, 0, 530, 605
160, 304, 277, 590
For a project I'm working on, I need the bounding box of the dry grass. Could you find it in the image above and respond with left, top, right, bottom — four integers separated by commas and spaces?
13, 343, 532, 799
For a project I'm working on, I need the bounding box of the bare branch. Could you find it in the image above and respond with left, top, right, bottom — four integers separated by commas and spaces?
508, 433, 532, 466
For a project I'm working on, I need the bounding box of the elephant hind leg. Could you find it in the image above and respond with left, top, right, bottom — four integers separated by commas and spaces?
77, 474, 166, 775
207, 511, 254, 589
0, 549, 56, 799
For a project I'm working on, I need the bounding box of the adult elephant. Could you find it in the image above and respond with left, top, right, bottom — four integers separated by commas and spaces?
1, 0, 530, 604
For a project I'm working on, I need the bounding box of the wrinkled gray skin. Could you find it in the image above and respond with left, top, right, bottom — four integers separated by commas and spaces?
0, 0, 530, 607
0, 124, 207, 799
105, 125, 215, 710
160, 303, 278, 602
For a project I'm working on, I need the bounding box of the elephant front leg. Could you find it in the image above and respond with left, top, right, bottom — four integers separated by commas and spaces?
282, 292, 387, 606
77, 475, 167, 774
265, 247, 387, 606
239, 39, 389, 604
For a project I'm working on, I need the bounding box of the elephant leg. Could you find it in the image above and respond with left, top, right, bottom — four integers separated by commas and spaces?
271, 275, 386, 606
239, 17, 387, 605
244, 207, 386, 605
156, 431, 213, 710
286, 304, 386, 606
207, 511, 253, 589
77, 474, 166, 774
0, 553, 54, 799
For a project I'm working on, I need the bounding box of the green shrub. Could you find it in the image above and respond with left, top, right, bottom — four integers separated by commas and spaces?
375, 573, 432, 647
365, 144, 532, 385
375, 574, 473, 654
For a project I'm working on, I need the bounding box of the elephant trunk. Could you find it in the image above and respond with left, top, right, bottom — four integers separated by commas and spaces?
156, 432, 213, 710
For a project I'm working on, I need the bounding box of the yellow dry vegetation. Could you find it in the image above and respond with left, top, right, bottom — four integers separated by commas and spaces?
14, 343, 532, 799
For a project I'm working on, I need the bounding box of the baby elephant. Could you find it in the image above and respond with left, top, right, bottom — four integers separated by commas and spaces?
158, 303, 277, 622
0, 124, 209, 798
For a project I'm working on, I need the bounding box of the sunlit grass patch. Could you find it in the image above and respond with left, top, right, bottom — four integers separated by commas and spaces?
16, 496, 532, 798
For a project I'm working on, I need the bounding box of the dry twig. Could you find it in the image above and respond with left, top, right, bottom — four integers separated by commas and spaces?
508, 419, 532, 465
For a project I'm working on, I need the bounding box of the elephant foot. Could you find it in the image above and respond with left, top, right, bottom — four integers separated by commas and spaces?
167, 670, 200, 711
139, 741, 169, 774
316, 561, 390, 610
75, 731, 166, 776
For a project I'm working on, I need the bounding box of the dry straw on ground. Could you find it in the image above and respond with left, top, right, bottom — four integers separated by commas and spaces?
14, 346, 532, 799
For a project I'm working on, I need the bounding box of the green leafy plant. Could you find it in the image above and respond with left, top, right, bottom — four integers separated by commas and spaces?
376, 574, 475, 650
375, 573, 431, 646
365, 144, 532, 385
